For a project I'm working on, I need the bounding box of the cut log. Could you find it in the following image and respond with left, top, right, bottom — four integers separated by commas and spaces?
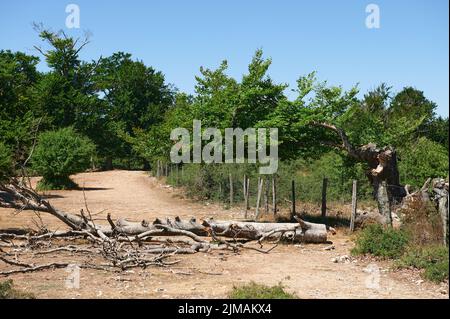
204, 219, 327, 243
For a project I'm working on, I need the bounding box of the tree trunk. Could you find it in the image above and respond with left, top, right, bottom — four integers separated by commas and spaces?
104, 157, 113, 171
376, 180, 392, 226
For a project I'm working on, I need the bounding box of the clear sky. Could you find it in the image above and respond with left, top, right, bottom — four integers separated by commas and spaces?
0, 0, 448, 116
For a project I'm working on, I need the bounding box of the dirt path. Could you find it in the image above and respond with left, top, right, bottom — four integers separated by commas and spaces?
0, 170, 448, 299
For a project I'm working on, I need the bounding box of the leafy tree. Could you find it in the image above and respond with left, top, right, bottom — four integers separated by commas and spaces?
32, 29, 108, 169
33, 30, 100, 130
425, 116, 449, 150
0, 50, 41, 165
93, 52, 174, 168
32, 127, 95, 190
0, 142, 13, 181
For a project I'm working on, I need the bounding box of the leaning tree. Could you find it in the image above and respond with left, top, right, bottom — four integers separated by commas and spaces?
313, 122, 406, 225
260, 77, 442, 226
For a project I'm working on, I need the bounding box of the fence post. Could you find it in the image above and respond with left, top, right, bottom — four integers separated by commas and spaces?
229, 173, 233, 206
272, 175, 277, 215
350, 180, 357, 232
264, 176, 269, 214
246, 176, 250, 210
156, 161, 160, 178
291, 180, 296, 217
255, 177, 263, 220
321, 178, 328, 222
243, 175, 248, 218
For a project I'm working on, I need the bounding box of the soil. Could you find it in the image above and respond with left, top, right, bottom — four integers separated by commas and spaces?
0, 170, 448, 299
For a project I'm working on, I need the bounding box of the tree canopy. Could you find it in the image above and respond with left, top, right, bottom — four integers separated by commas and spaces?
0, 30, 447, 190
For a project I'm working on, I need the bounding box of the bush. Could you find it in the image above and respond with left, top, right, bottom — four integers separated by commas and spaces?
228, 282, 297, 299
32, 127, 95, 190
0, 141, 12, 181
398, 137, 449, 189
0, 280, 35, 299
397, 245, 449, 283
351, 224, 409, 259
400, 198, 444, 246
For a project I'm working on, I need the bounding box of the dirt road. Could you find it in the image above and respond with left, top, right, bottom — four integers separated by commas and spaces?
0, 170, 448, 298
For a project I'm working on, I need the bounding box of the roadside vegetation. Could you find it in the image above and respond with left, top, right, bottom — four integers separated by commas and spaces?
0, 280, 35, 299
229, 282, 297, 299
352, 223, 449, 283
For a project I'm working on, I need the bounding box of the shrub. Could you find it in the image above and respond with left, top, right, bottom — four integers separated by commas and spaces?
397, 245, 449, 283
0, 141, 12, 181
32, 127, 95, 190
228, 282, 297, 299
400, 197, 444, 246
0, 280, 35, 299
398, 137, 449, 189
351, 224, 409, 259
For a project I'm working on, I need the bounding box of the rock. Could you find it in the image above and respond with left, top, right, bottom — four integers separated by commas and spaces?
324, 245, 335, 251
339, 255, 350, 263
331, 257, 338, 263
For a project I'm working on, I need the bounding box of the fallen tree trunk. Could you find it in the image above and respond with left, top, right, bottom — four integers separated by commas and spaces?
0, 181, 328, 243
112, 217, 327, 243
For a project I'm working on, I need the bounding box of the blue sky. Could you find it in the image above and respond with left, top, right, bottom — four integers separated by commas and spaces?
0, 0, 448, 116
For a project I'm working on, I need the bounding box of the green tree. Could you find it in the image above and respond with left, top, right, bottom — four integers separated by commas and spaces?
0, 142, 13, 181
93, 52, 174, 168
0, 50, 41, 165
32, 127, 95, 190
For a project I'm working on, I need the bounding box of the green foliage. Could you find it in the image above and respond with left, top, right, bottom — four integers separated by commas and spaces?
351, 224, 410, 259
228, 282, 297, 299
0, 50, 41, 163
165, 153, 374, 206
0, 280, 35, 299
0, 142, 13, 180
1, 30, 448, 195
93, 52, 174, 166
425, 117, 449, 150
397, 245, 449, 283
32, 127, 95, 189
398, 137, 449, 189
